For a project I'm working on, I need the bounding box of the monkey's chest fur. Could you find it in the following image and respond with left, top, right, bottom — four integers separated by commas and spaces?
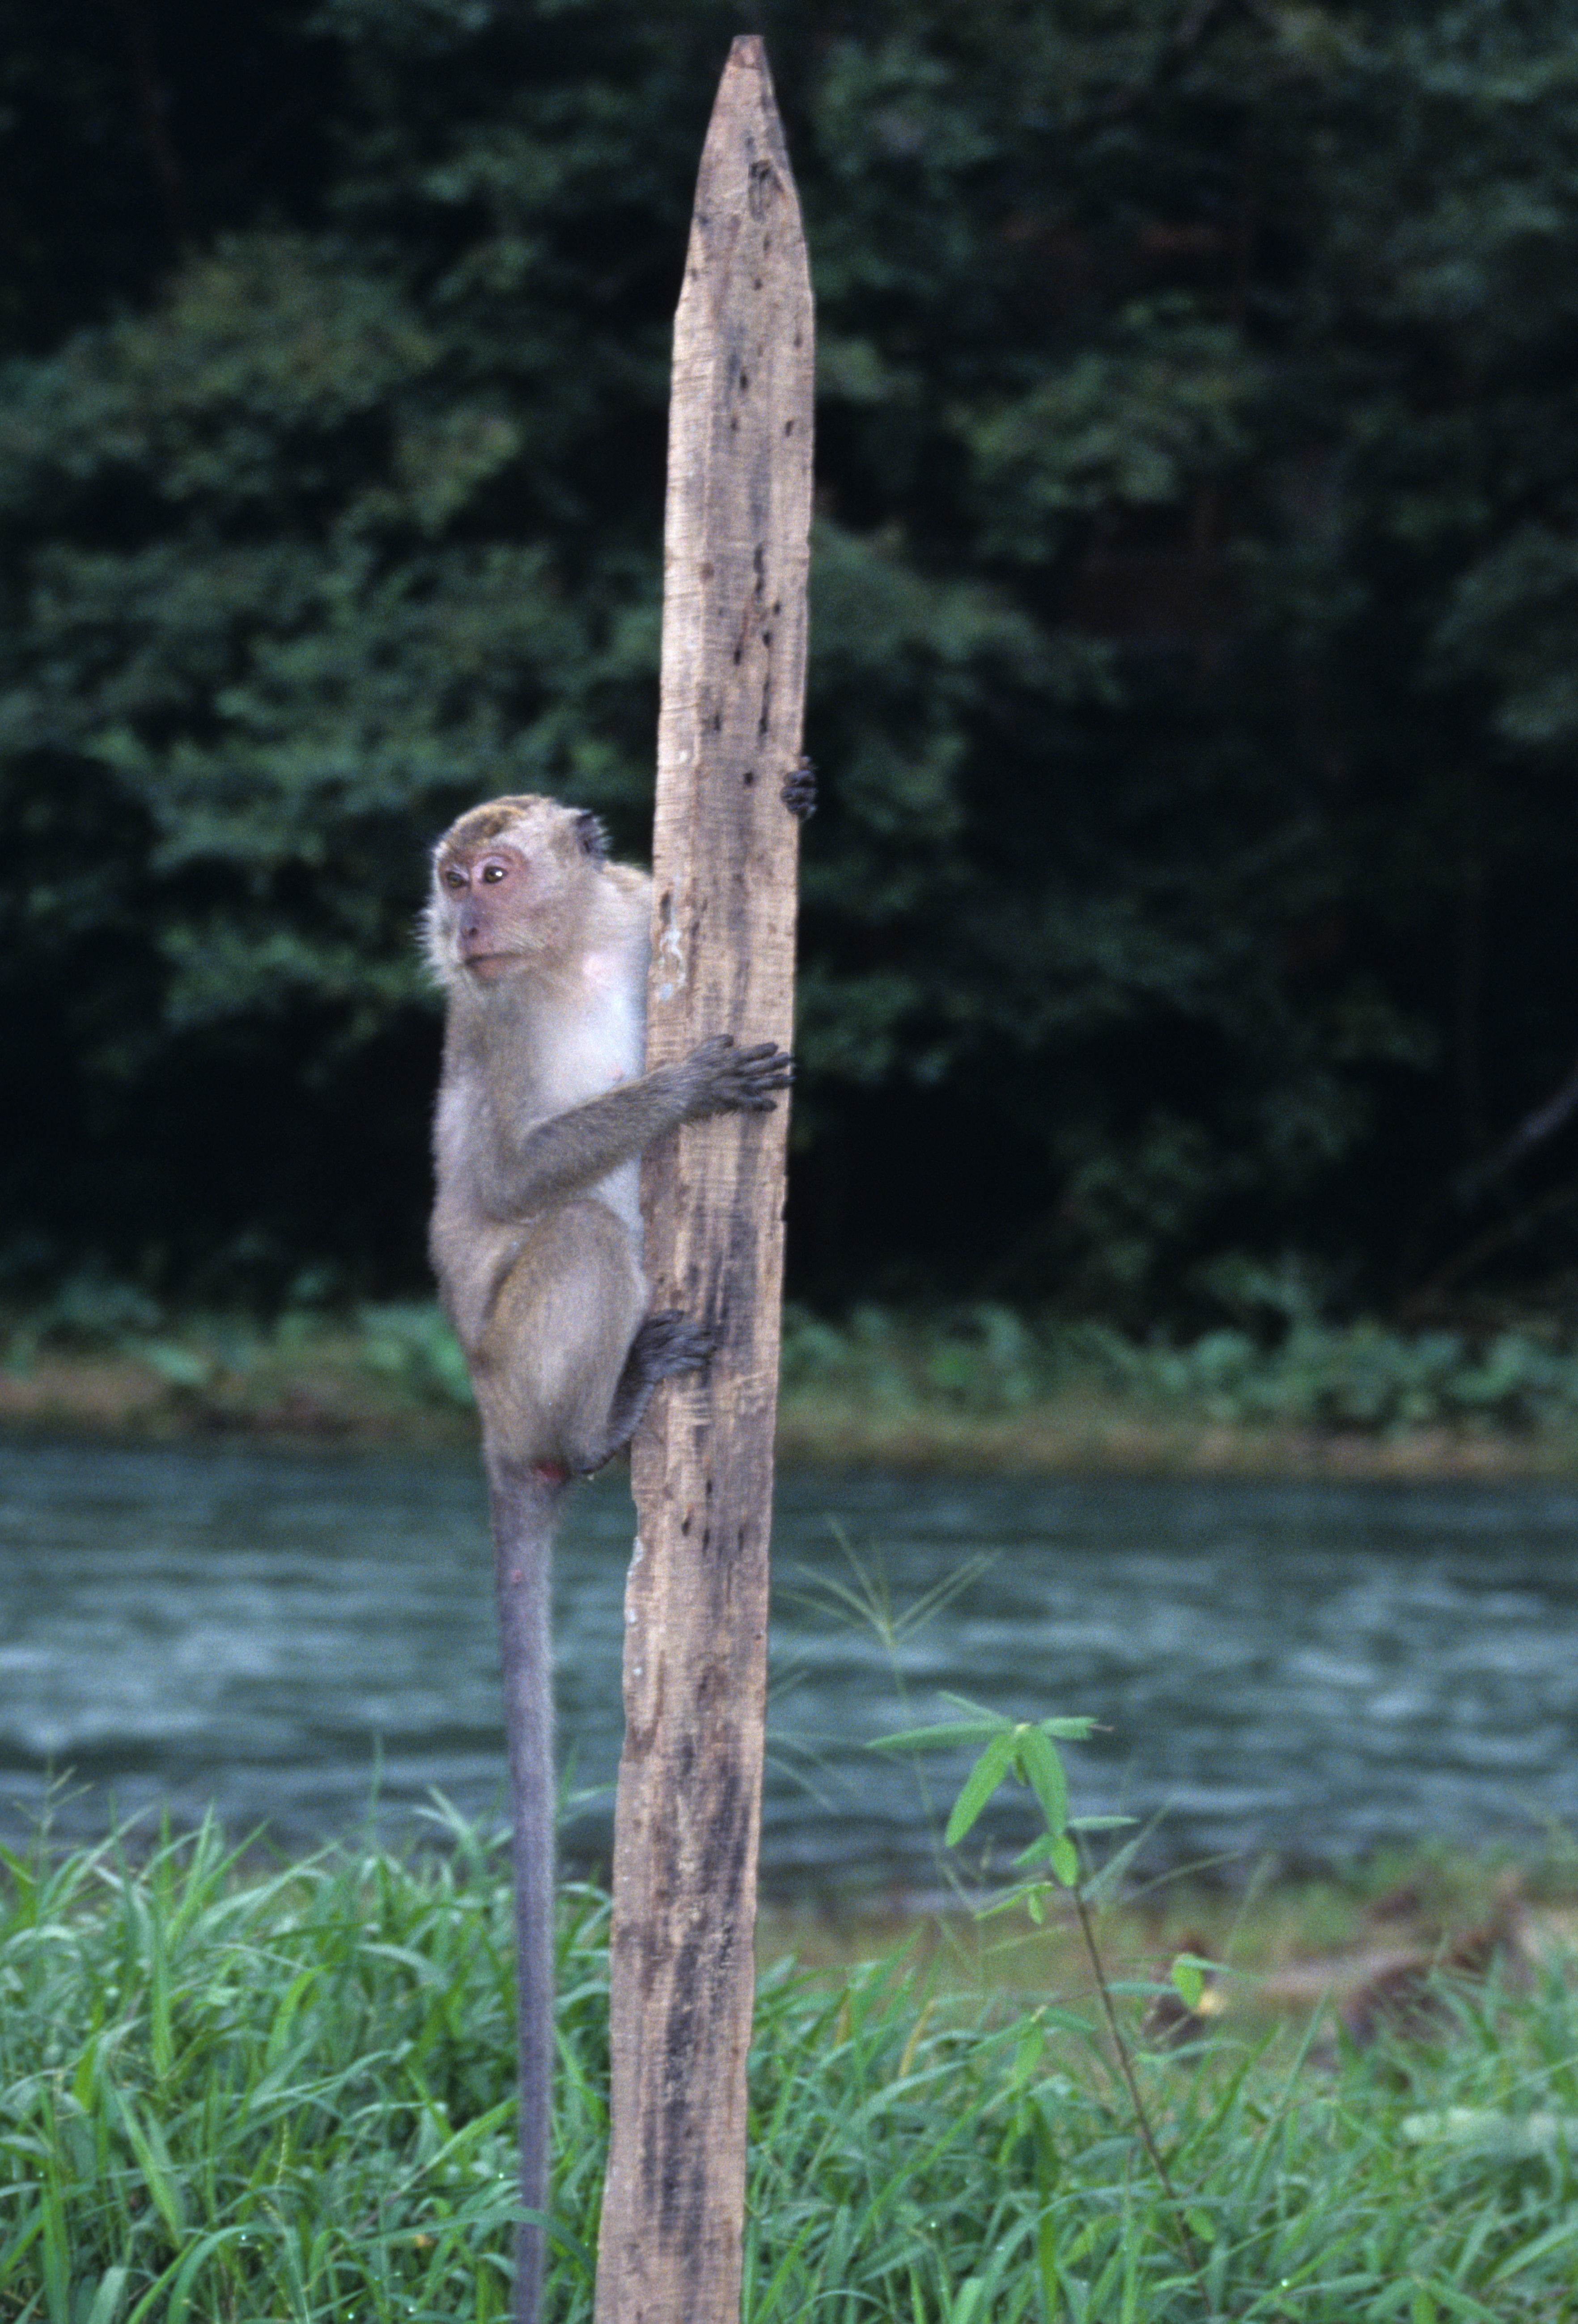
429, 945, 649, 1438
529, 953, 646, 1238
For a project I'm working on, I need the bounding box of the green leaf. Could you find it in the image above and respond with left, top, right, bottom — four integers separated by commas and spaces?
1016, 1725, 1070, 1839
1170, 1957, 1205, 2011
1047, 1836, 1079, 1888
943, 1731, 1019, 1845
873, 1715, 1010, 1755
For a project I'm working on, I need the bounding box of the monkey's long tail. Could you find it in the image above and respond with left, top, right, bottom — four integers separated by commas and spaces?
487, 1459, 564, 2324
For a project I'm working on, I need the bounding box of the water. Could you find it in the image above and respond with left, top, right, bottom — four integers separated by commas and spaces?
3, 1440, 1578, 1891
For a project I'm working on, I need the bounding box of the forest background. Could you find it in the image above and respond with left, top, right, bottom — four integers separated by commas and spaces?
4, 0, 1578, 1349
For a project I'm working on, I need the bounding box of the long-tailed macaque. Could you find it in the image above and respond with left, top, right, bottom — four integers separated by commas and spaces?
424, 793, 792, 2324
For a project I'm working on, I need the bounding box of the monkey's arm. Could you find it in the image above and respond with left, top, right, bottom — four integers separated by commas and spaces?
479, 1035, 790, 1221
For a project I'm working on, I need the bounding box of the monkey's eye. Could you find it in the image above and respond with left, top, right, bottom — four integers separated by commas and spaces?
443, 868, 467, 891
481, 863, 507, 883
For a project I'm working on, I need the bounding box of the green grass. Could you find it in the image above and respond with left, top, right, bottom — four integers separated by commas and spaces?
4, 1815, 1578, 2321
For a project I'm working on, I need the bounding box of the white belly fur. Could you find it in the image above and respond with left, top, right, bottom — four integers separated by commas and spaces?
537, 945, 645, 1243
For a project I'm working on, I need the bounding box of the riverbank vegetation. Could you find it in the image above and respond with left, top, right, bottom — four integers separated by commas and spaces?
3, 1814, 1577, 2321
12, 1291, 1578, 1479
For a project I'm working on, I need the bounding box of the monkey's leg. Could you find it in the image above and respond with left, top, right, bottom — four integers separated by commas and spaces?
486, 1458, 562, 2324
478, 1204, 645, 1474
477, 1209, 711, 1476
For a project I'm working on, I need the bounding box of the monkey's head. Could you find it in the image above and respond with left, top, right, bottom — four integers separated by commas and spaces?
424, 793, 611, 989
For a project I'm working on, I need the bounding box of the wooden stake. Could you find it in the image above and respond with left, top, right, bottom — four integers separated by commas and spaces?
593, 35, 812, 2324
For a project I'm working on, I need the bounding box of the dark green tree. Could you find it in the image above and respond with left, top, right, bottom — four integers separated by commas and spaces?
4, 0, 1578, 1314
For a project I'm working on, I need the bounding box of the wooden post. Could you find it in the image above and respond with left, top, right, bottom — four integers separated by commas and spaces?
593, 35, 812, 2324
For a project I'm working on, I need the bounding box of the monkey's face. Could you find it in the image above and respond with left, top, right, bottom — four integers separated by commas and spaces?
426, 795, 608, 986
438, 843, 537, 982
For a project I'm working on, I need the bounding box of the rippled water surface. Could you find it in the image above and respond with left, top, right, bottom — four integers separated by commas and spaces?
3, 1440, 1577, 1887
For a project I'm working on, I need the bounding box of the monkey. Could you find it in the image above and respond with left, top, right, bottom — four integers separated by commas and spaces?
424, 792, 793, 2324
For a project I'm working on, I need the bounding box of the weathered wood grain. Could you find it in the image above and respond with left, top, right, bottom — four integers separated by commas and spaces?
593, 34, 813, 2324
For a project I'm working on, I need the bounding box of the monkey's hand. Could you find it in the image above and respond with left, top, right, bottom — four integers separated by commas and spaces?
681, 1033, 793, 1117
782, 755, 816, 819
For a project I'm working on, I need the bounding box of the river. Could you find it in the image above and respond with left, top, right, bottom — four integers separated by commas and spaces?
2, 1440, 1576, 1891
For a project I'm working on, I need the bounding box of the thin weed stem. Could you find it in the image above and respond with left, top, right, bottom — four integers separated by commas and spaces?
1072, 1880, 1218, 2313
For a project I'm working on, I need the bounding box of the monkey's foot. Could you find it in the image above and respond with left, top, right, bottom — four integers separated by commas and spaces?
628, 1309, 717, 1383
782, 755, 817, 819
595, 1309, 717, 1462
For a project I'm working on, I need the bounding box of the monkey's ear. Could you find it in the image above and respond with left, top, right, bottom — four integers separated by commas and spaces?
573, 810, 608, 866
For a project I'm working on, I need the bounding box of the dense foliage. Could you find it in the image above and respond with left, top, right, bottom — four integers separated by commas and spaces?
4, 0, 1578, 1316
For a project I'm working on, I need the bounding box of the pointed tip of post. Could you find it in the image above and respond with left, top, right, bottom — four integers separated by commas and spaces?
705, 33, 790, 183
722, 31, 780, 112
